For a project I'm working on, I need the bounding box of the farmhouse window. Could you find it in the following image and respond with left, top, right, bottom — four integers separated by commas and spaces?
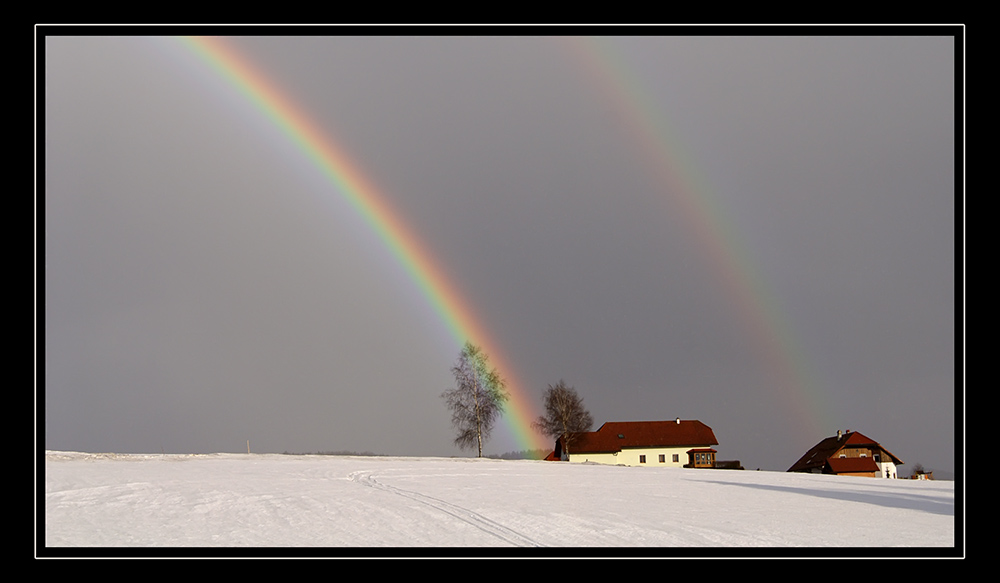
639, 455, 646, 463
659, 454, 665, 463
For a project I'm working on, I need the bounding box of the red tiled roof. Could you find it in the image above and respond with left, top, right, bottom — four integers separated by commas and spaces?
842, 431, 879, 447
787, 435, 846, 472
826, 456, 879, 474
562, 420, 718, 454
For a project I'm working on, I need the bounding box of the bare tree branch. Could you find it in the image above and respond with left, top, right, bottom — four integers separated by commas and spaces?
531, 380, 593, 457
441, 342, 509, 457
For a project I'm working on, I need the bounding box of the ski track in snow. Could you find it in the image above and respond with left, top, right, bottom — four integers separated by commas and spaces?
347, 469, 543, 548
42, 452, 957, 550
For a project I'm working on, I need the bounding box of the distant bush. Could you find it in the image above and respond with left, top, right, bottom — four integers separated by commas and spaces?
282, 450, 380, 457
487, 449, 550, 460
280, 449, 552, 459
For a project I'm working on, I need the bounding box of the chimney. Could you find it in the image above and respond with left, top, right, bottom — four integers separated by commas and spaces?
837, 430, 842, 440
676, 417, 681, 424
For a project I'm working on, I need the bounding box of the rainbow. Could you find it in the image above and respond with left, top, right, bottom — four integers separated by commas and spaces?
176, 36, 550, 452
559, 37, 832, 441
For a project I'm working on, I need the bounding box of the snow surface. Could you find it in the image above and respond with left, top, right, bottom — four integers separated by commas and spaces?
42, 451, 957, 554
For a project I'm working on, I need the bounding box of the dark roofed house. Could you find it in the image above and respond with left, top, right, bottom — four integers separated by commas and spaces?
552, 418, 724, 468
788, 430, 903, 478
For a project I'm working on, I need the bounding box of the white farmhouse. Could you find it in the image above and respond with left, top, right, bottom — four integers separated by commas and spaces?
553, 418, 720, 468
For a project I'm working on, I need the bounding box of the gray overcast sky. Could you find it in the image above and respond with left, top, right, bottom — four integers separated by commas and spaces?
42, 29, 959, 473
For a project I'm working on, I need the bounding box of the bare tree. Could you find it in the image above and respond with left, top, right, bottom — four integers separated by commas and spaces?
532, 380, 594, 457
441, 342, 509, 457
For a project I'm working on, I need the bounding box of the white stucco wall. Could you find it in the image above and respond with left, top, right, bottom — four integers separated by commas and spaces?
567, 446, 694, 467
878, 461, 898, 479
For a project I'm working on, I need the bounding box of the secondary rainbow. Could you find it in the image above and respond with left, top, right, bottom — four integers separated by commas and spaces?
558, 37, 832, 440
176, 36, 549, 452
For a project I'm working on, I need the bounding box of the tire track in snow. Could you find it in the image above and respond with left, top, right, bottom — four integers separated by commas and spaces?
348, 470, 543, 547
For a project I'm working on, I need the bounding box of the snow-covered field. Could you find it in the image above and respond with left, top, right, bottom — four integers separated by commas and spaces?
41, 451, 958, 555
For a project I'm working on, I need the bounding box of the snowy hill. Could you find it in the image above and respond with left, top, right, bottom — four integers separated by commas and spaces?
41, 451, 958, 556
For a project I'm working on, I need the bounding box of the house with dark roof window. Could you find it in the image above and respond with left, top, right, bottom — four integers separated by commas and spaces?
787, 430, 903, 478
551, 418, 722, 468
